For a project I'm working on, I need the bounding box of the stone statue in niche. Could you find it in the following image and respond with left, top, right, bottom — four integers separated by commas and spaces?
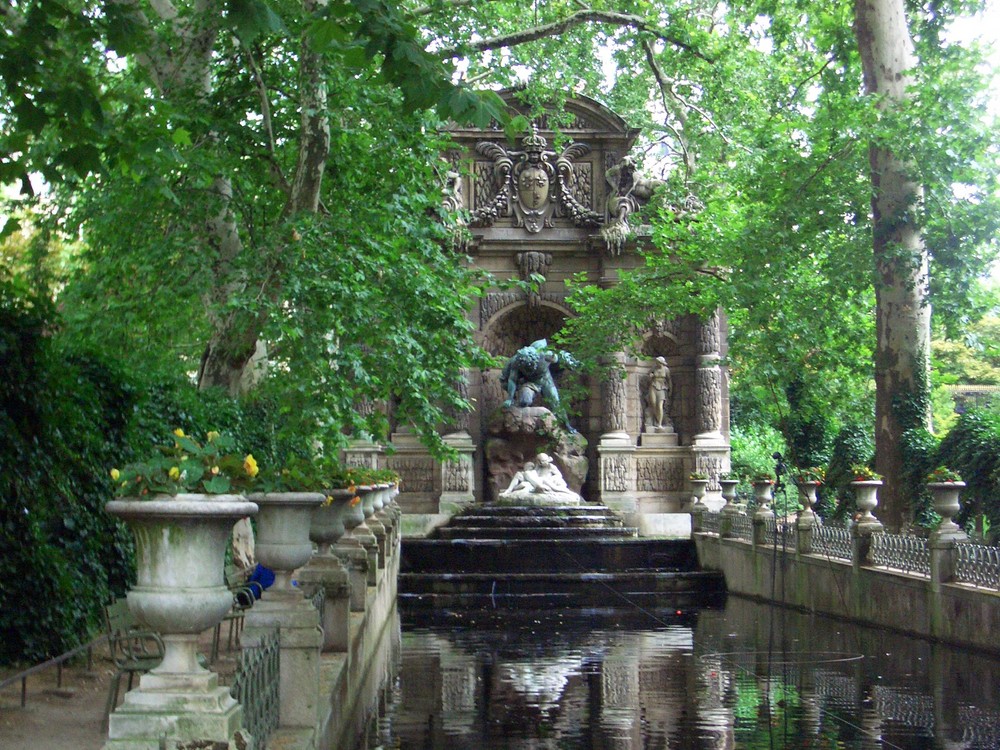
644, 356, 674, 432
499, 338, 578, 431
602, 156, 666, 255
499, 452, 583, 506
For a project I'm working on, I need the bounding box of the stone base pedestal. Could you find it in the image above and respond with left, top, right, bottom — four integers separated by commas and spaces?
296, 556, 352, 652
242, 595, 323, 731
597, 438, 637, 513
641, 430, 678, 447
334, 544, 369, 612
104, 673, 244, 750
439, 431, 476, 512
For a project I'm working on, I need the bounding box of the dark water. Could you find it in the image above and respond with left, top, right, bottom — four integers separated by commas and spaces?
361, 598, 1000, 750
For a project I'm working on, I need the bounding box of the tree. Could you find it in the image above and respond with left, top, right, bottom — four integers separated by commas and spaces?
1, 0, 511, 451
3, 0, 997, 487
853, 0, 931, 530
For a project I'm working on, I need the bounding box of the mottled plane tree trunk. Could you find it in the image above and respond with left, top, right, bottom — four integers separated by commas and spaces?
855, 0, 932, 531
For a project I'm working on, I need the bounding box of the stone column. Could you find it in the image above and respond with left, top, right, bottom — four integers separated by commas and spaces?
439, 431, 475, 516
600, 354, 630, 444
694, 312, 725, 446
598, 353, 637, 512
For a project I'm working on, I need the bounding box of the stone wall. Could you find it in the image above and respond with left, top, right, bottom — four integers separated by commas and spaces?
694, 532, 1000, 657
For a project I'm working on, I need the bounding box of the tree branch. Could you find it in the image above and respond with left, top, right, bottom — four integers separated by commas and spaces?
0, 0, 25, 32
240, 42, 290, 195
642, 38, 694, 181
438, 10, 713, 63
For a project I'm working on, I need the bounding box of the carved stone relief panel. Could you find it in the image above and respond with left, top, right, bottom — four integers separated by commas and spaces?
636, 457, 685, 492
388, 456, 435, 493
695, 454, 725, 490
443, 456, 472, 492
473, 160, 502, 213
602, 454, 631, 492
696, 366, 723, 434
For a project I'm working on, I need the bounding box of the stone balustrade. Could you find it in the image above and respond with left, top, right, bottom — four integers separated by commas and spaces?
692, 499, 1000, 656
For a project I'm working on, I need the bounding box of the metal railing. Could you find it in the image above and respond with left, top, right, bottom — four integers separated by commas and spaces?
955, 542, 1000, 589
701, 511, 721, 535
870, 533, 931, 577
730, 513, 752, 541
812, 523, 852, 561
0, 634, 103, 708
231, 627, 280, 748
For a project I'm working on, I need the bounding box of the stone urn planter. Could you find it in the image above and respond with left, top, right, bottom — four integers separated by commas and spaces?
688, 477, 710, 510
719, 479, 740, 508
850, 480, 884, 532
106, 494, 258, 679
104, 493, 257, 749
796, 481, 820, 519
248, 491, 326, 598
752, 479, 775, 519
927, 481, 969, 542
310, 488, 358, 555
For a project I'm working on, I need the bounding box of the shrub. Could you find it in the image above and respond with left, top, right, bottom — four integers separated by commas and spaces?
935, 410, 1000, 539
823, 423, 874, 520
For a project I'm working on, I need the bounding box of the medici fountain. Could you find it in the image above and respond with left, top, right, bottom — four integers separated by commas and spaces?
355, 91, 731, 537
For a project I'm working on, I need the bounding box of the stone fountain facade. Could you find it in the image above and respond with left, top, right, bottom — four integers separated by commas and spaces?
374, 93, 731, 531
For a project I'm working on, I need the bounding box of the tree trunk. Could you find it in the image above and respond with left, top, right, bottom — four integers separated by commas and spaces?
854, 0, 932, 532
197, 0, 330, 393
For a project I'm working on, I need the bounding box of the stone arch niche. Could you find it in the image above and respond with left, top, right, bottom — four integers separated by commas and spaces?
386, 91, 729, 528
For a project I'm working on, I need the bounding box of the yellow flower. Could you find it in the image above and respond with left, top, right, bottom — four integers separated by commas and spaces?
168, 466, 181, 481
206, 430, 220, 442
323, 495, 333, 506
211, 465, 220, 476
173, 428, 185, 438
110, 468, 120, 481
243, 454, 259, 478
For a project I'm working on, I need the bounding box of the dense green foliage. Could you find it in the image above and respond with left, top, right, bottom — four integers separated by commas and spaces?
0, 284, 134, 663
936, 411, 1000, 537
0, 281, 297, 664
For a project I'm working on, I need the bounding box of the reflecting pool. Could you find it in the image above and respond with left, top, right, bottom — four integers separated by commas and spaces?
363, 598, 1000, 749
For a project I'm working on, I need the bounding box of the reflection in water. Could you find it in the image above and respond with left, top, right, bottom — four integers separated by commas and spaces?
366, 599, 1000, 749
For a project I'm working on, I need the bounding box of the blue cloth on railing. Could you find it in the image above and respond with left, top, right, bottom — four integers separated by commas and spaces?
248, 564, 275, 598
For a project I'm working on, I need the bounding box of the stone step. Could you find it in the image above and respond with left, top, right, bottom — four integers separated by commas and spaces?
457, 504, 618, 516
399, 570, 725, 596
398, 586, 725, 611
445, 513, 625, 529
433, 525, 639, 540
401, 538, 701, 575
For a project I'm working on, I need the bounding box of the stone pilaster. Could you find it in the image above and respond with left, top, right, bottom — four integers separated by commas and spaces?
296, 557, 352, 652
439, 431, 476, 515
242, 596, 323, 733
694, 312, 725, 446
